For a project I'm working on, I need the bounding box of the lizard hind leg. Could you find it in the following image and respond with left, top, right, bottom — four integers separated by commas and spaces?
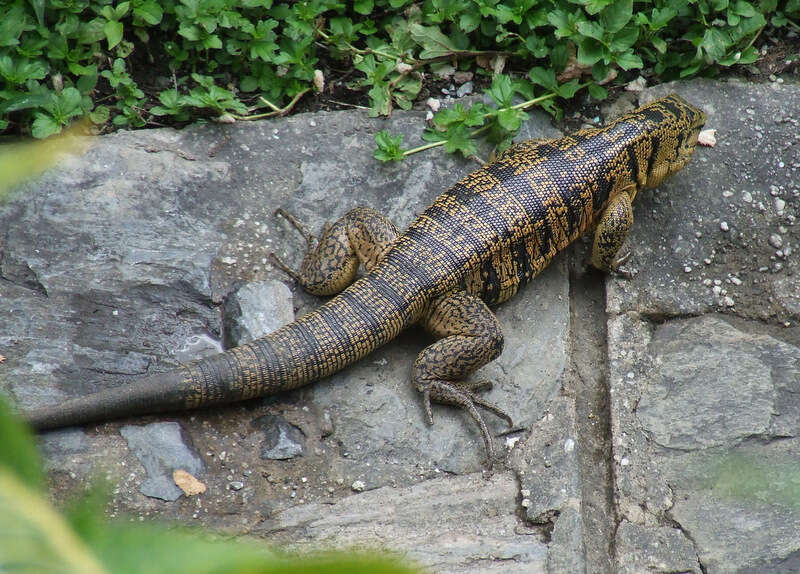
270, 207, 398, 296
413, 291, 513, 468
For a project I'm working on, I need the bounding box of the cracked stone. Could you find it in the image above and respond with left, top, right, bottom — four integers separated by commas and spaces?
254, 415, 305, 460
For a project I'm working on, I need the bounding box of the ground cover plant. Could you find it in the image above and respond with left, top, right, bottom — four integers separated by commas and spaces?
0, 0, 797, 153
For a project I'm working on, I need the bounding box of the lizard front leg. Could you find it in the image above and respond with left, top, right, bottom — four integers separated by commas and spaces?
413, 291, 513, 468
589, 191, 634, 273
271, 207, 399, 296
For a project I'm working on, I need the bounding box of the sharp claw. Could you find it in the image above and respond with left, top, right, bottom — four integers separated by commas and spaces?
614, 250, 632, 266
462, 400, 495, 469
472, 395, 513, 427
423, 388, 434, 425
274, 207, 315, 246
269, 252, 301, 282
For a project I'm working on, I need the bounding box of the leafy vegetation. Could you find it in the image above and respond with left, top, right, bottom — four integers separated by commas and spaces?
0, 0, 796, 149
0, 396, 419, 574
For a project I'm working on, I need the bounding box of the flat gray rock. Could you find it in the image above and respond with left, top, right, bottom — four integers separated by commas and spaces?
257, 471, 548, 574
615, 522, 701, 574
608, 79, 800, 321
223, 279, 294, 348
120, 422, 204, 501
606, 79, 800, 572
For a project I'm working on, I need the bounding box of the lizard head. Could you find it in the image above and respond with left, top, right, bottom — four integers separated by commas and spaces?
643, 94, 707, 189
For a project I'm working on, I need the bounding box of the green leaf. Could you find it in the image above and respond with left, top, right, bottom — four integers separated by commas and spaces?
202, 34, 223, 50
528, 66, 558, 91
0, 2, 30, 47
459, 11, 481, 33
374, 130, 405, 161
408, 23, 459, 58
88, 105, 110, 124
77, 65, 99, 93
609, 26, 639, 51
577, 38, 605, 65
556, 79, 580, 99
732, 0, 757, 17
615, 50, 643, 70
576, 20, 605, 42
354, 0, 374, 15
701, 27, 730, 60
486, 74, 514, 107
79, 17, 106, 44
651, 36, 667, 53
496, 108, 524, 132
588, 83, 608, 100
0, 398, 43, 488
367, 83, 391, 116
650, 6, 677, 30
547, 9, 575, 37
434, 102, 486, 128
104, 19, 124, 49
134, 1, 163, 25
600, 0, 633, 33
583, 0, 614, 15
525, 34, 549, 58
550, 43, 569, 71
178, 23, 201, 41
30, 0, 46, 26
31, 113, 62, 138
442, 124, 477, 157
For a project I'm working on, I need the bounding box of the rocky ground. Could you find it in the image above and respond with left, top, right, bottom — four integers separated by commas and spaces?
1, 77, 799, 573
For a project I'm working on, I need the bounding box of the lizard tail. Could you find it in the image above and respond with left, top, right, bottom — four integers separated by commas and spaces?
25, 273, 421, 431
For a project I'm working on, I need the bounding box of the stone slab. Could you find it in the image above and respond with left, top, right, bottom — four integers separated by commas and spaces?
607, 76, 800, 574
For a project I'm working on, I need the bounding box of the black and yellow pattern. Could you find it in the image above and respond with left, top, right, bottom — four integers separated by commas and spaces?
26, 95, 706, 466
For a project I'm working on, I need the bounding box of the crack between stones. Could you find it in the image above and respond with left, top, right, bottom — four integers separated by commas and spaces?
567, 256, 617, 574
663, 508, 708, 574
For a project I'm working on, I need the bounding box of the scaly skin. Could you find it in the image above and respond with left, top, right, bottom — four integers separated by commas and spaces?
23, 95, 706, 467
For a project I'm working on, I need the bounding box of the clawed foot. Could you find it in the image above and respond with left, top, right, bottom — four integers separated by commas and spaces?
417, 378, 513, 469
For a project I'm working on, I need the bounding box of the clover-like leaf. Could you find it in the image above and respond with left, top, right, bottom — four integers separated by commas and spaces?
409, 23, 459, 59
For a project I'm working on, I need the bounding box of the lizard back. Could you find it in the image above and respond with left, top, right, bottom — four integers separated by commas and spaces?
385, 93, 706, 306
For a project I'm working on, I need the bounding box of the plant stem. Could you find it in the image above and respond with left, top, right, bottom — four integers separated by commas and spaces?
400, 92, 557, 157
235, 89, 310, 121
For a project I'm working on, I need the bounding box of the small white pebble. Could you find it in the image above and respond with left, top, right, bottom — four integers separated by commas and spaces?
769, 234, 783, 249
720, 221, 730, 232
684, 265, 692, 273
730, 276, 742, 286
351, 480, 366, 492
